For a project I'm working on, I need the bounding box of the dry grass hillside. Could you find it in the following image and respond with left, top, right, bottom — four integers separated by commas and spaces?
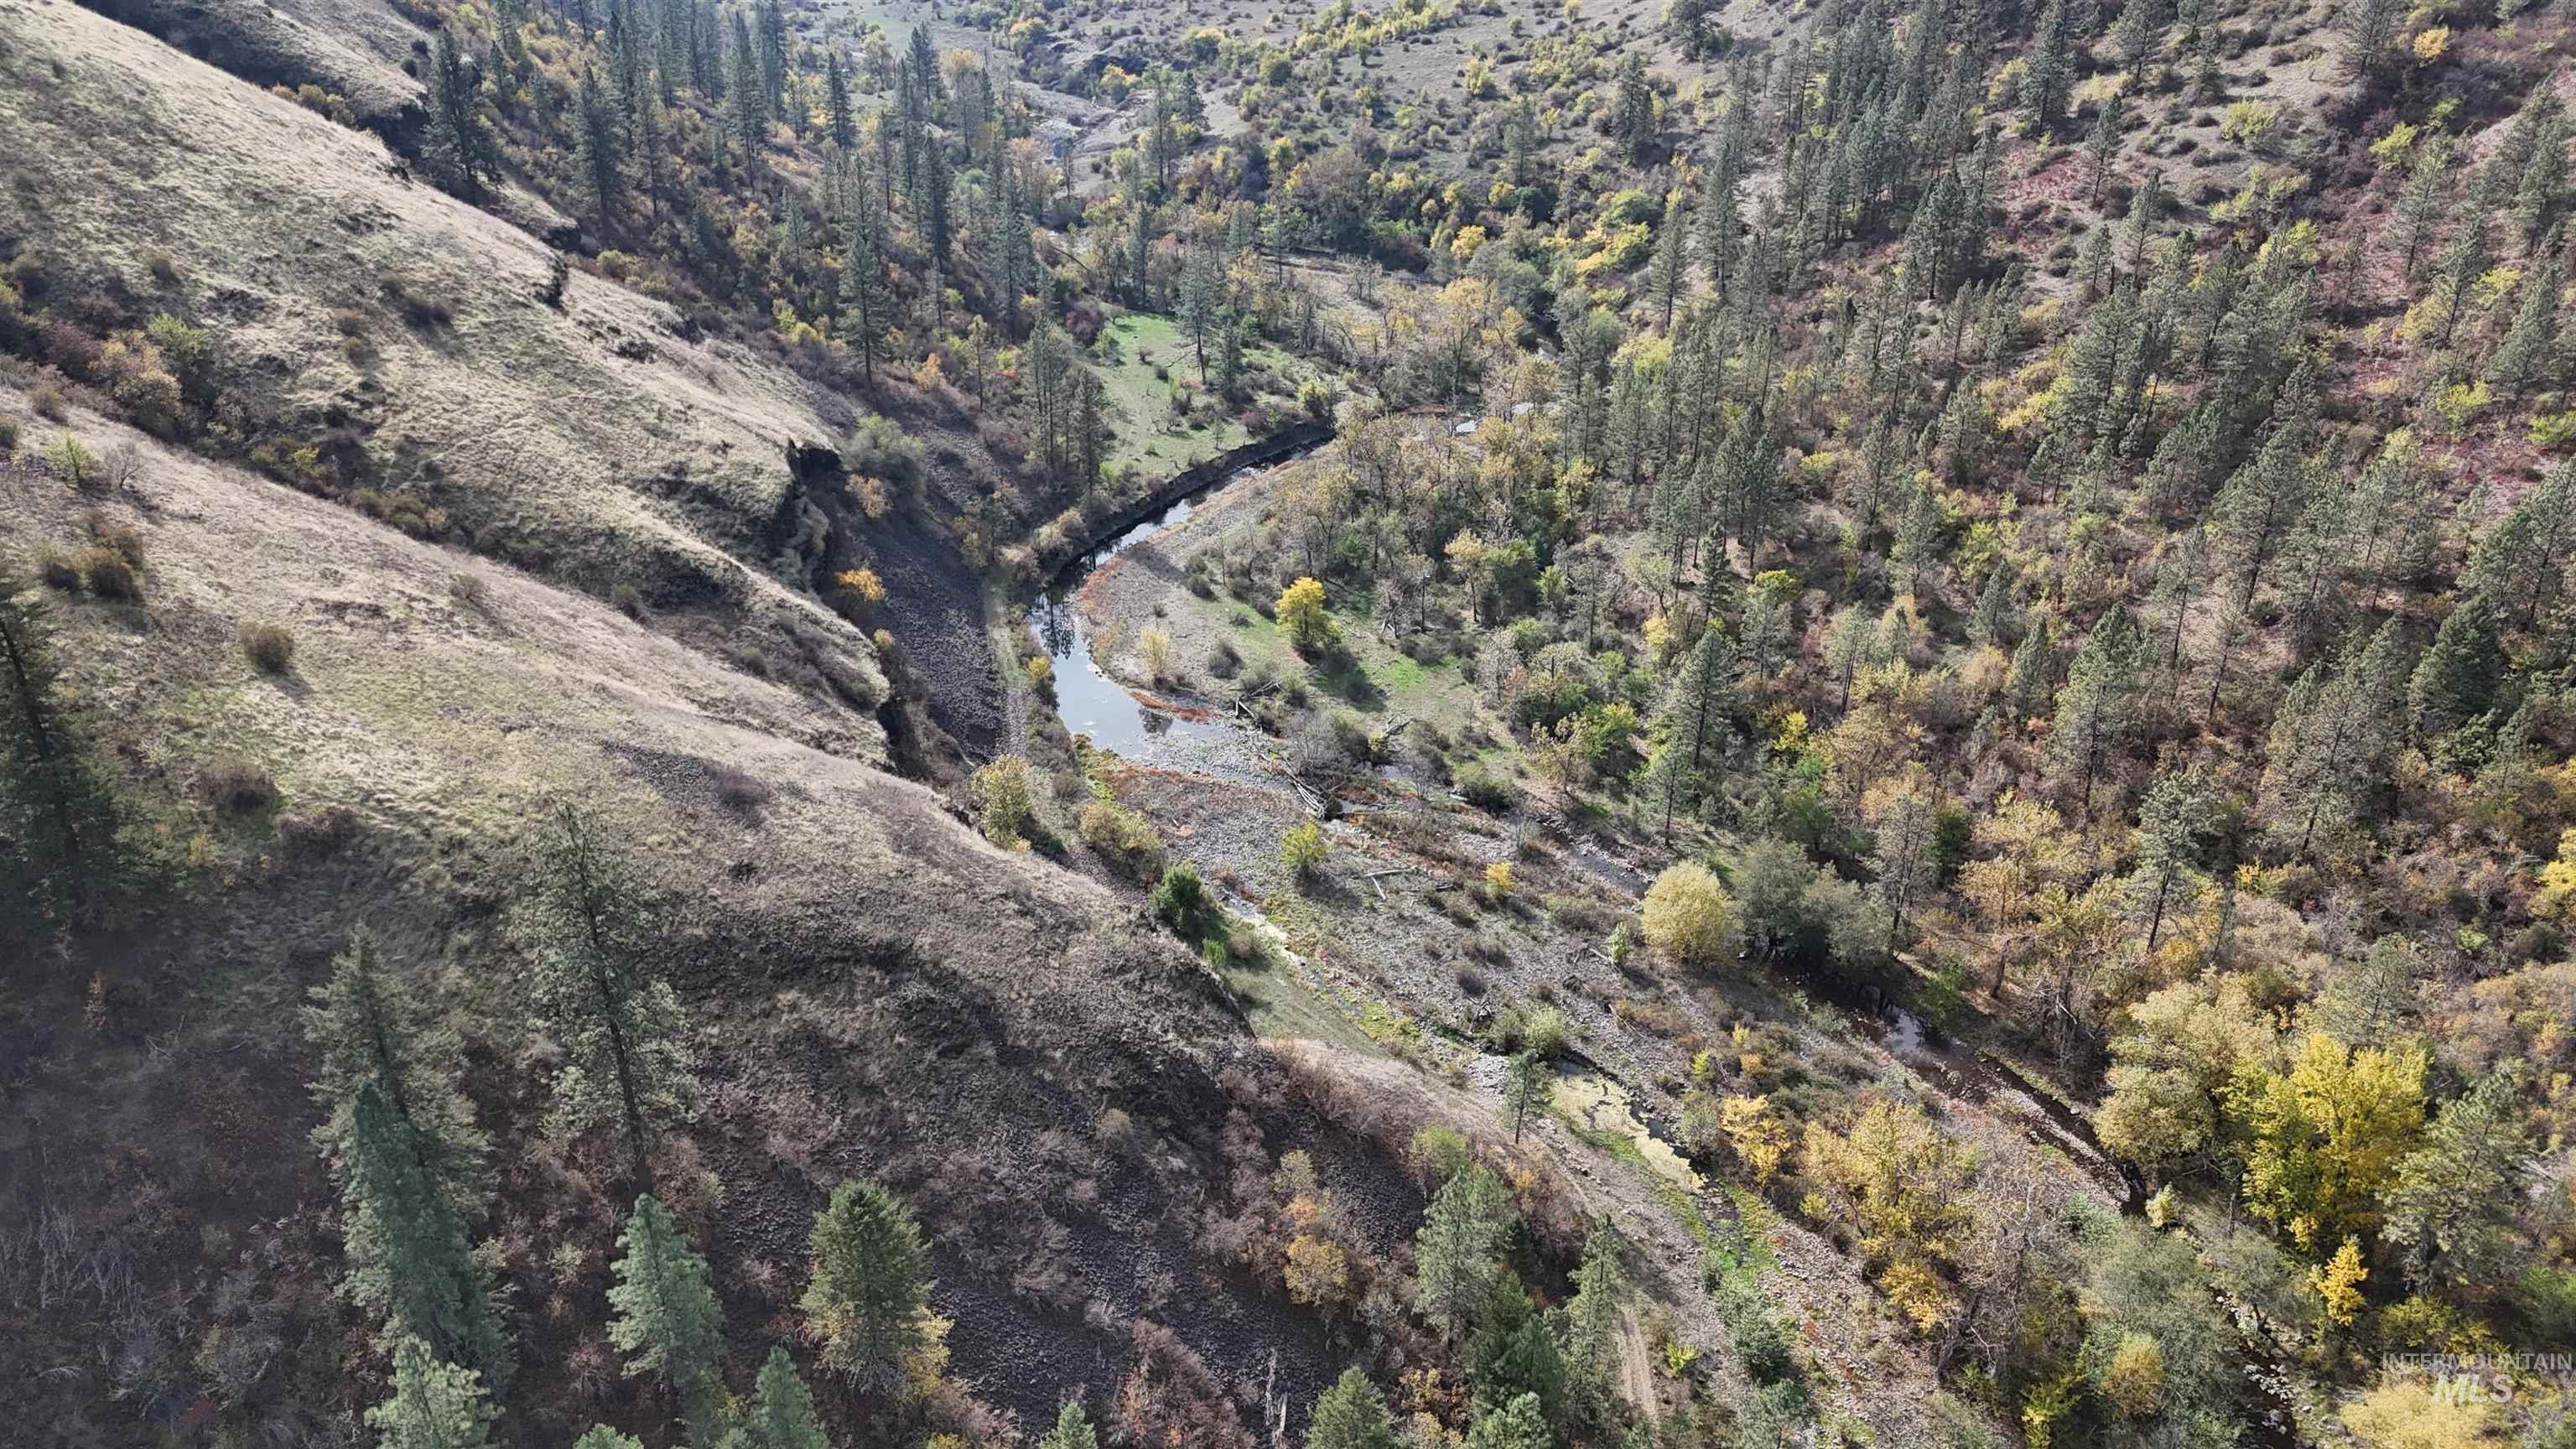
0, 385, 1426, 1443
2, 1, 897, 728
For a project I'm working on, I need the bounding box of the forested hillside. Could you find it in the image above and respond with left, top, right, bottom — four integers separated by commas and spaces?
7, 0, 2576, 1444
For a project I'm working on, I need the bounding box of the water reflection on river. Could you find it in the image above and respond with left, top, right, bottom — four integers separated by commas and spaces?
1030, 490, 1234, 757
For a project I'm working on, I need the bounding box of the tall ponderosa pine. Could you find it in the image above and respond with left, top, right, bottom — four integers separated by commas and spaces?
1306, 1368, 1400, 1449
742, 1347, 832, 1449
525, 802, 701, 1188
426, 31, 502, 197
344, 1083, 513, 1393
1413, 1163, 1512, 1341
2128, 764, 2219, 949
1558, 1226, 1630, 1427
1037, 1398, 1102, 1449
303, 928, 490, 1208
2407, 595, 2506, 740
367, 1337, 496, 1449
800, 1179, 934, 1395
2260, 621, 2409, 858
607, 1194, 724, 1434
2049, 605, 2145, 820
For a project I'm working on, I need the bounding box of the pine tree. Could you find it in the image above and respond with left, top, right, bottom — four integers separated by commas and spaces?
1503, 1052, 1550, 1144
801, 1180, 932, 1395
2025, 0, 2076, 127
2407, 595, 2506, 740
2384, 1069, 2533, 1296
2129, 764, 2218, 949
2260, 620, 2409, 857
1414, 1164, 1511, 1341
1888, 478, 1945, 597
840, 201, 894, 387
2086, 91, 2126, 207
1648, 626, 1735, 836
425, 31, 502, 197
741, 1347, 831, 1449
525, 802, 701, 1188
827, 54, 854, 148
1176, 249, 1219, 380
344, 1083, 512, 1393
1967, 559, 2018, 647
2337, 0, 2407, 90
1462, 1392, 1550, 1449
1649, 189, 1690, 331
1559, 1226, 1629, 1428
608, 1194, 723, 1435
2513, 110, 2573, 246
2489, 246, 2563, 396
2464, 460, 2576, 627
1306, 1368, 1400, 1449
730, 14, 766, 159
303, 928, 489, 1208
575, 68, 626, 230
367, 1337, 496, 1449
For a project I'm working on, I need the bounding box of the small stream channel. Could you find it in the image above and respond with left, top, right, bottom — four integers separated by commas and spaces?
1029, 486, 1235, 756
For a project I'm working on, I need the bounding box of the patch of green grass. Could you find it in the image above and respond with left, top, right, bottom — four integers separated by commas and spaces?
1089, 314, 1317, 478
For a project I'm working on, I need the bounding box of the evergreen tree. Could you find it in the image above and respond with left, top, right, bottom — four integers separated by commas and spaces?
303, 928, 489, 1208
1503, 1052, 1550, 1144
367, 1337, 496, 1449
1306, 1368, 1400, 1449
574, 68, 626, 230
740, 1347, 830, 1449
730, 14, 766, 159
2384, 1069, 2533, 1296
1648, 625, 1736, 836
344, 1083, 512, 1393
801, 1180, 933, 1395
1001, 1398, 1084, 1449
425, 31, 502, 197
2489, 245, 2563, 396
840, 201, 894, 387
2050, 605, 2145, 822
1414, 1164, 1512, 1341
2260, 621, 2409, 857
1462, 1392, 1550, 1449
2086, 91, 2126, 207
827, 54, 854, 148
525, 802, 701, 1188
1888, 478, 1945, 597
1967, 559, 2018, 647
1649, 189, 1690, 331
2129, 763, 2219, 949
2407, 596, 2506, 740
609, 1195, 724, 1436
2337, 0, 2407, 90
1558, 1226, 1630, 1428
2464, 460, 2576, 628
2024, 0, 2076, 127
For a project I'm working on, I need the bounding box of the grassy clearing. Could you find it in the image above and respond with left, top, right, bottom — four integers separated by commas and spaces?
1089, 314, 1317, 476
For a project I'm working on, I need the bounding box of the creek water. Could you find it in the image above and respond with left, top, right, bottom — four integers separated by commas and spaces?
1029, 480, 1242, 756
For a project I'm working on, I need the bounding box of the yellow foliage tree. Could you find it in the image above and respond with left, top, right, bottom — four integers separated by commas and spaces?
1719, 1095, 1789, 1181
2312, 1237, 2370, 1327
1642, 862, 1733, 965
2232, 1032, 2428, 1253
1276, 576, 1337, 654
